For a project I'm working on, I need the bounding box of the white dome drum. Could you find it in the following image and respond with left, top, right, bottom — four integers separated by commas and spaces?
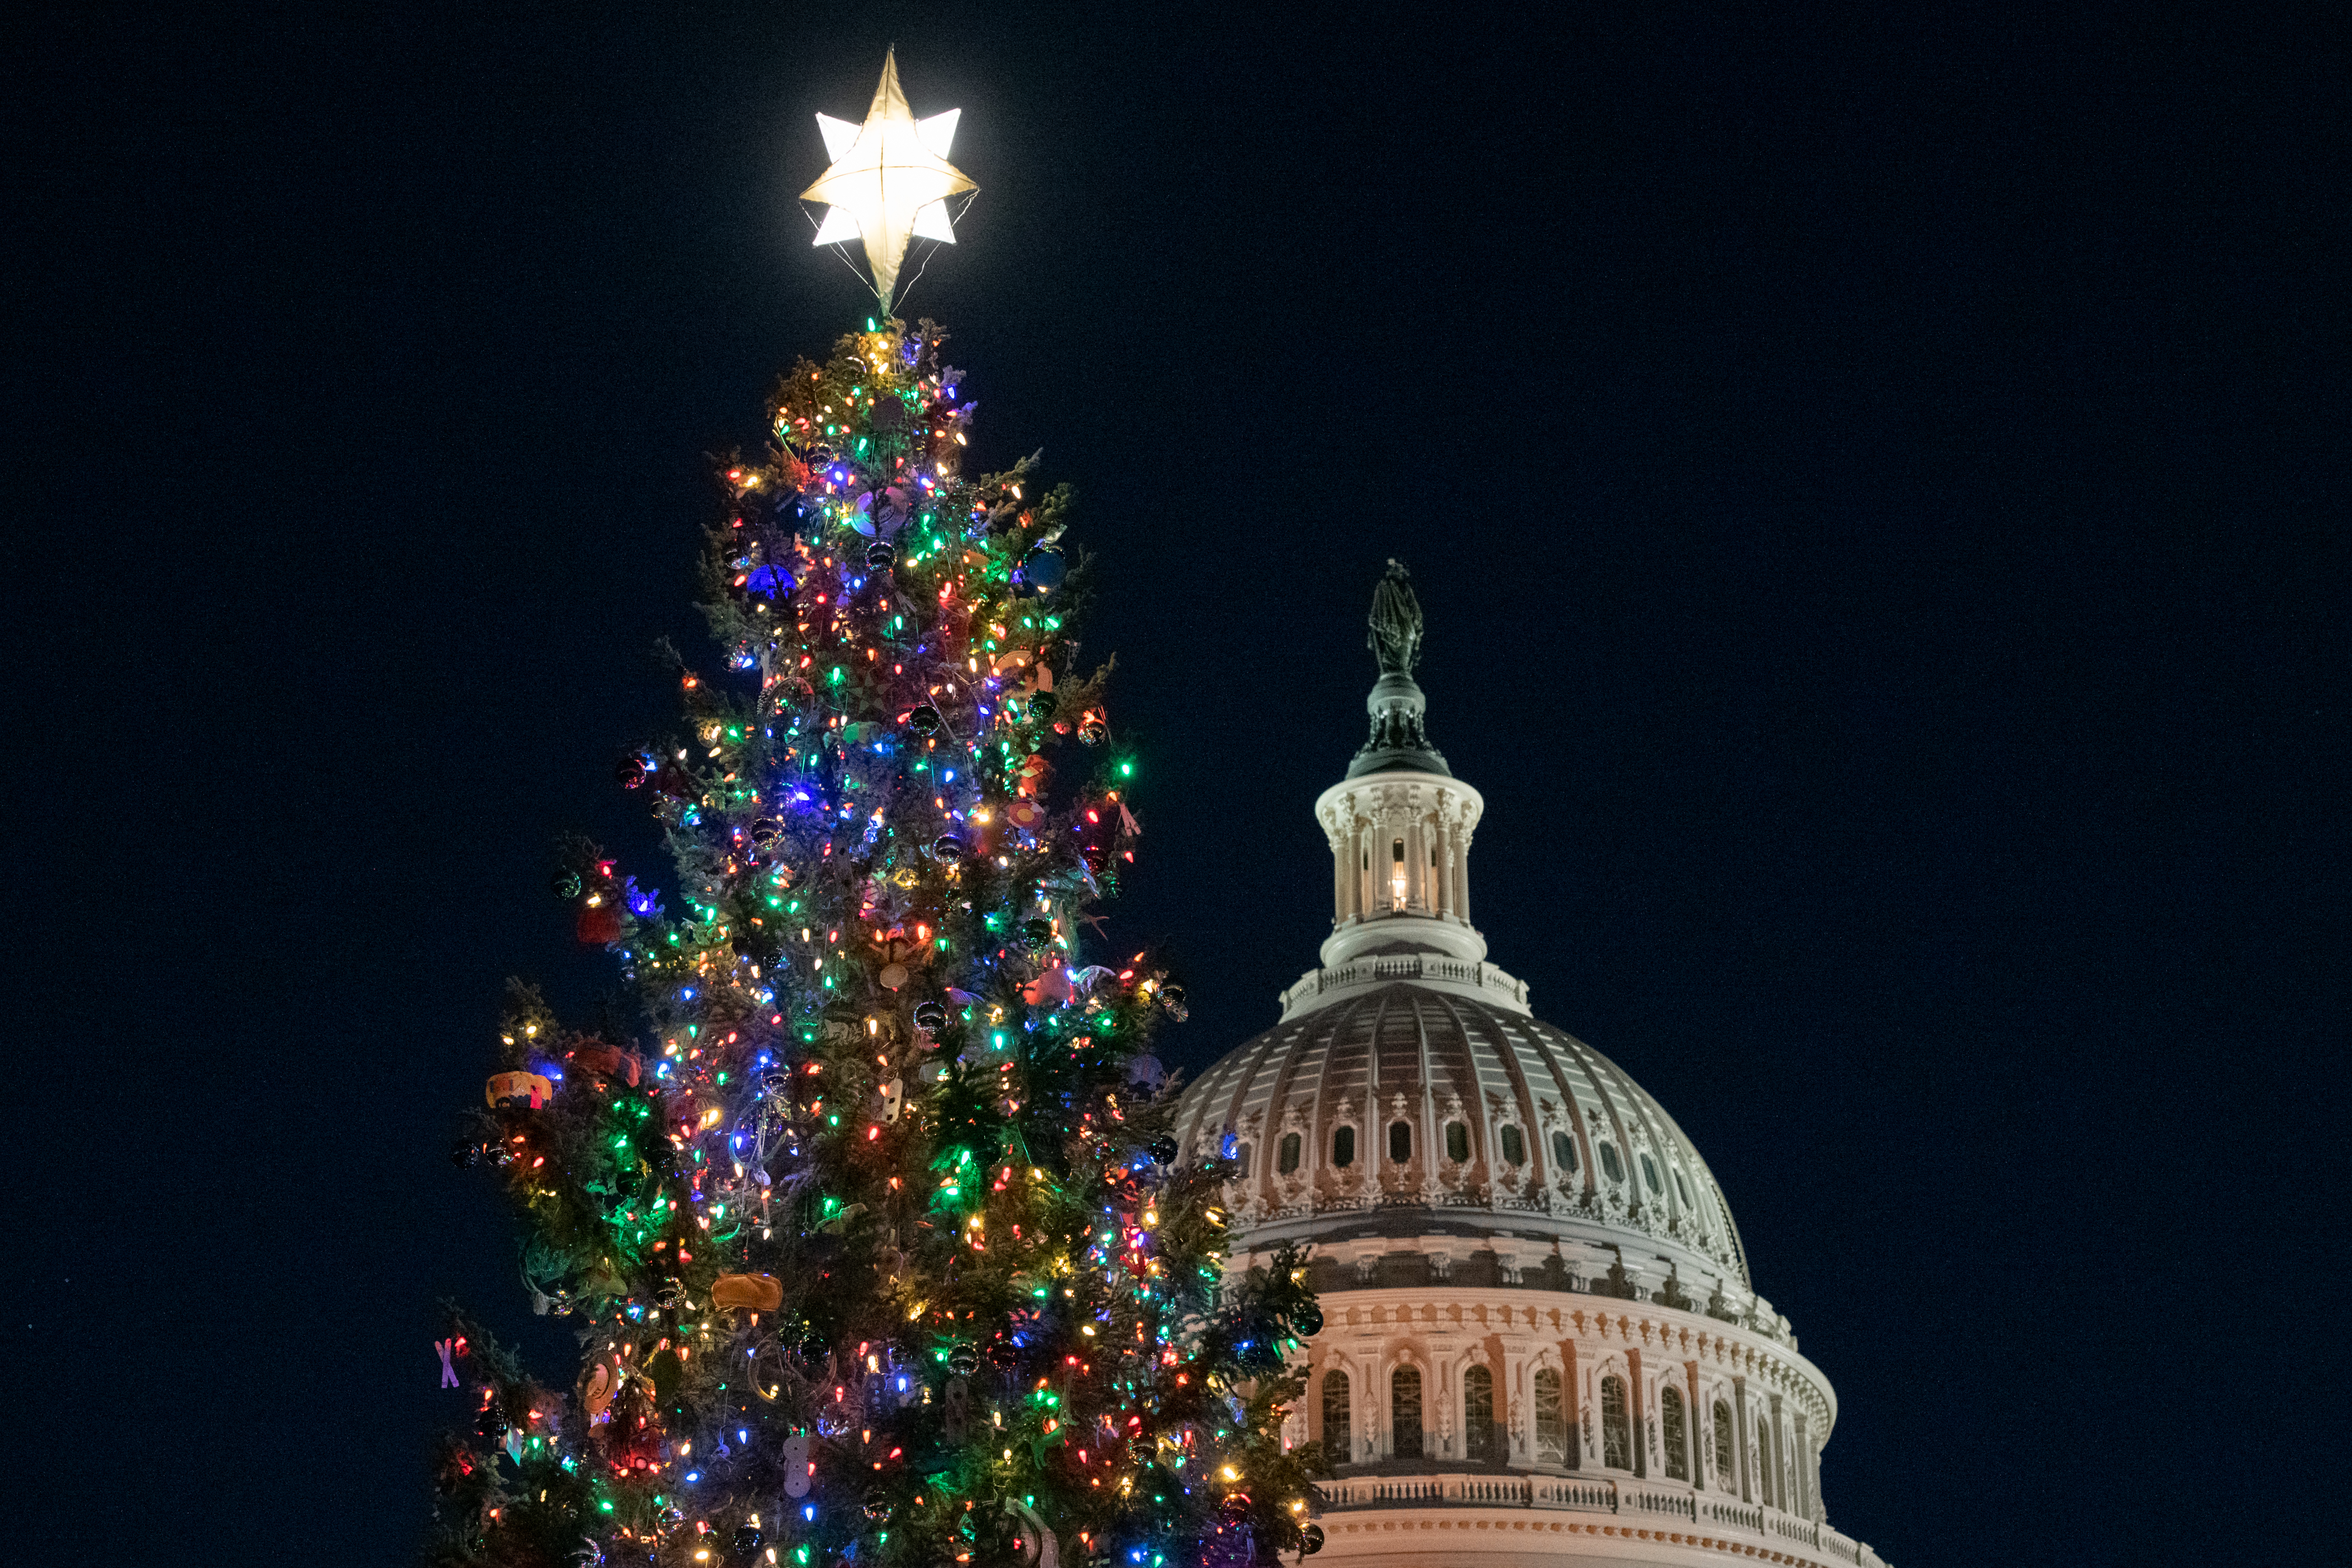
1175, 564, 1891, 1568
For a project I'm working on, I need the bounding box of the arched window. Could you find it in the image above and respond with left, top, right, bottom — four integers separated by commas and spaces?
1497, 1125, 1525, 1166
1320, 1371, 1351, 1466
1234, 1143, 1253, 1178
1640, 1152, 1663, 1195
1551, 1131, 1579, 1174
1331, 1125, 1356, 1168
1598, 1142, 1624, 1184
1388, 1121, 1412, 1164
1277, 1132, 1301, 1174
1661, 1386, 1689, 1480
1599, 1375, 1631, 1470
1462, 1364, 1495, 1462
1673, 1169, 1694, 1206
1444, 1121, 1470, 1163
1533, 1368, 1567, 1464
1713, 1400, 1735, 1483
1390, 1366, 1423, 1459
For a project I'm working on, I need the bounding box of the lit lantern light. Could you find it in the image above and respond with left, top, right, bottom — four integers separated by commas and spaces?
801, 51, 976, 307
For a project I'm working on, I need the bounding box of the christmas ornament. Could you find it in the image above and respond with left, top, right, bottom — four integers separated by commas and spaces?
486, 1071, 554, 1109
1147, 1135, 1180, 1166
1077, 713, 1108, 746
801, 50, 977, 307
476, 1399, 508, 1440
866, 540, 895, 570
711, 1273, 785, 1312
733, 1525, 764, 1558
1158, 982, 1188, 1021
1302, 1525, 1326, 1556
570, 1040, 642, 1087
750, 816, 783, 846
436, 1338, 460, 1388
577, 899, 624, 946
783, 1430, 813, 1498
1290, 1303, 1324, 1336
1021, 545, 1066, 590
551, 869, 583, 899
1014, 754, 1048, 794
1005, 797, 1046, 830
908, 703, 942, 735
930, 833, 966, 861
914, 1000, 949, 1033
615, 754, 650, 788
862, 1488, 892, 1523
1020, 917, 1054, 949
945, 1342, 979, 1376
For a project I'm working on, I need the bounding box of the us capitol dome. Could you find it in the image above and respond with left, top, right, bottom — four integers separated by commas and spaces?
1175, 564, 1891, 1568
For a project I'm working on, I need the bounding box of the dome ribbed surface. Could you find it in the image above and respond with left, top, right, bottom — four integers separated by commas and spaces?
1175, 982, 1749, 1286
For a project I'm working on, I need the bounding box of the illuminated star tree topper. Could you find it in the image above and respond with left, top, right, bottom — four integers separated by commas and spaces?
801, 50, 977, 309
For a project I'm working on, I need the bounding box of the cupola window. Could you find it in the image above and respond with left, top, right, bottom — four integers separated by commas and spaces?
1234, 1142, 1253, 1179
1497, 1124, 1525, 1166
1598, 1142, 1624, 1184
1712, 1401, 1735, 1484
1390, 1366, 1424, 1459
1662, 1386, 1690, 1481
1277, 1132, 1301, 1175
1462, 1364, 1495, 1463
1321, 1371, 1351, 1466
1599, 1375, 1632, 1471
1388, 1121, 1412, 1163
1674, 1169, 1694, 1206
1533, 1368, 1567, 1464
1551, 1131, 1579, 1174
1390, 838, 1407, 909
1640, 1152, 1663, 1195
1444, 1121, 1470, 1163
1331, 1125, 1356, 1168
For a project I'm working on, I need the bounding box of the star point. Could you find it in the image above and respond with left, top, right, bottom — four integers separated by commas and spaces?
801, 50, 977, 309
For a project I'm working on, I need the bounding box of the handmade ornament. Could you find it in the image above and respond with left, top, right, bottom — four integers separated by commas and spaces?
874, 1076, 906, 1123
711, 1273, 785, 1312
577, 898, 624, 945
1004, 797, 1046, 831
504, 1426, 525, 1463
1020, 963, 1072, 1007
486, 1071, 554, 1109
783, 1430, 813, 1498
1013, 754, 1048, 795
1005, 1499, 1060, 1568
436, 1338, 460, 1388
570, 1040, 642, 1087
942, 1374, 970, 1441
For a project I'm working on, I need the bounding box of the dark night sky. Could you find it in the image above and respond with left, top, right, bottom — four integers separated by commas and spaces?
6, 3, 2345, 1564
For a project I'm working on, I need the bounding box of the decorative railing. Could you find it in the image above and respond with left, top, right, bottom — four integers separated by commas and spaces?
1316, 1472, 1890, 1567
1280, 954, 1530, 1014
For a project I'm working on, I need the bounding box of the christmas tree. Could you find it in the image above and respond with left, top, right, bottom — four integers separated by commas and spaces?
431, 61, 1323, 1568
